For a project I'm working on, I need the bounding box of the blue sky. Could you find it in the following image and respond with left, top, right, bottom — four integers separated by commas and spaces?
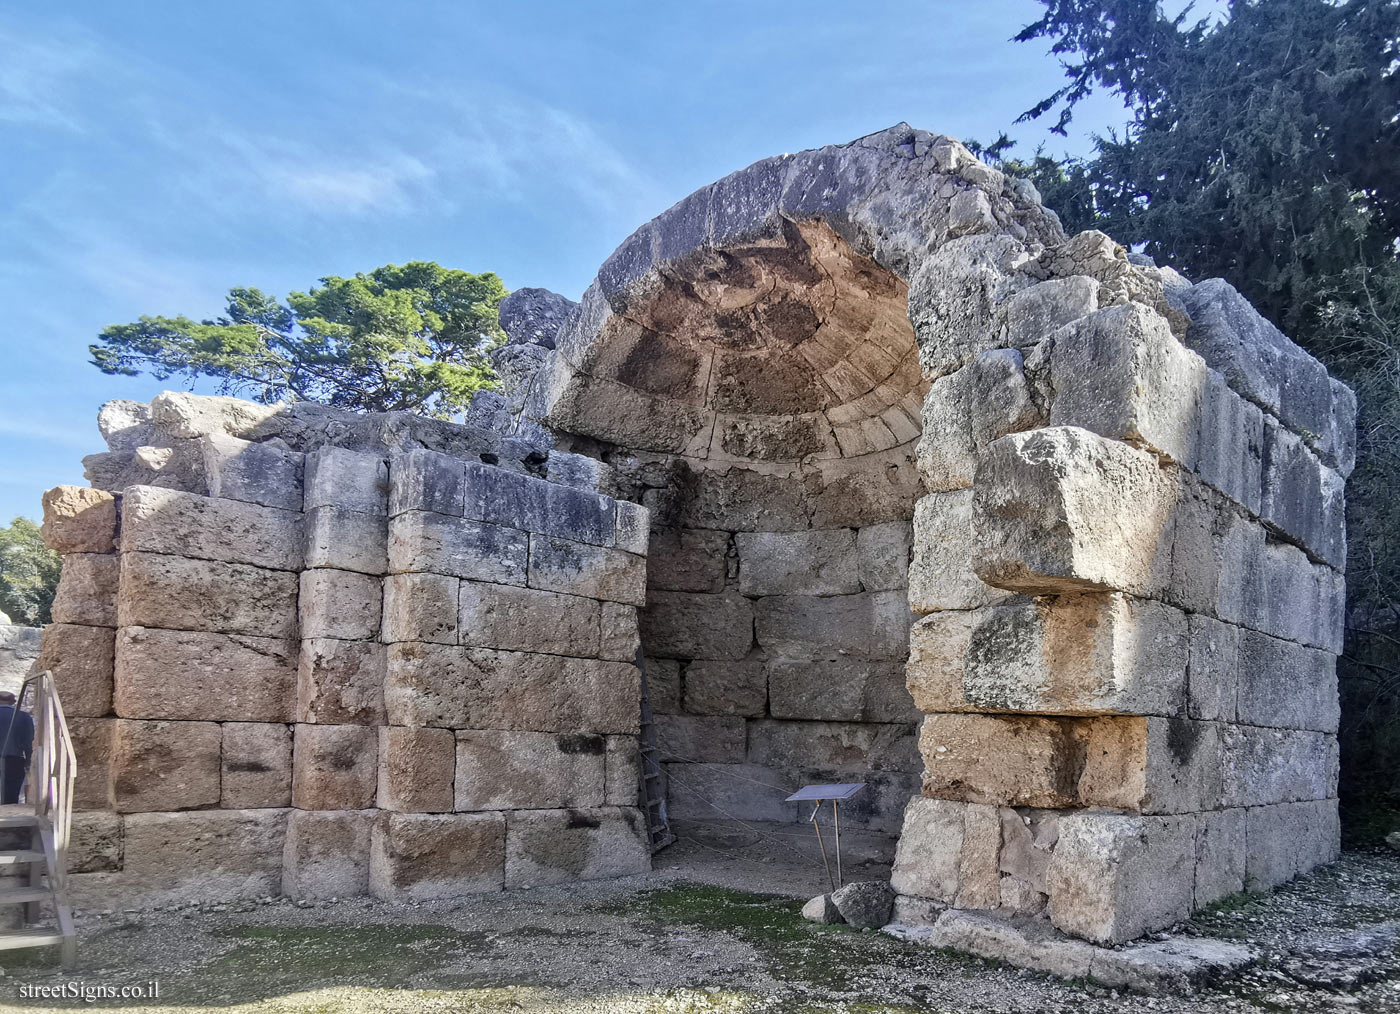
0, 0, 1133, 523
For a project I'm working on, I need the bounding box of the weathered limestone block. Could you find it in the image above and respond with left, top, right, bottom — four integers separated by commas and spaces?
118, 808, 289, 904
910, 490, 1014, 612
905, 610, 980, 713
304, 506, 388, 575
1259, 417, 1346, 568
221, 722, 292, 808
455, 730, 606, 810
604, 735, 639, 806
377, 726, 454, 812
115, 627, 296, 722
916, 349, 1043, 492
83, 441, 206, 496
615, 501, 650, 556
41, 485, 117, 554
304, 446, 389, 515
69, 810, 122, 873
640, 591, 753, 660
748, 719, 920, 773
385, 644, 639, 734
644, 658, 680, 714
369, 811, 506, 900
528, 535, 646, 606
653, 714, 745, 763
1046, 812, 1197, 945
381, 572, 458, 644
292, 724, 378, 811
754, 591, 910, 661
665, 762, 798, 822
734, 529, 859, 596
649, 463, 810, 533
52, 553, 119, 627
462, 464, 617, 548
1239, 538, 1345, 653
504, 807, 650, 887
999, 274, 1100, 348
908, 234, 1027, 377
110, 718, 221, 812
856, 521, 912, 591
769, 659, 918, 723
1187, 613, 1239, 722
891, 797, 1001, 908
297, 638, 385, 725
121, 485, 303, 571
389, 511, 528, 585
283, 809, 374, 899
38, 623, 114, 718
599, 602, 640, 662
117, 552, 298, 637
1235, 629, 1338, 733
300, 569, 382, 641
682, 659, 766, 716
1195, 807, 1246, 906
1244, 798, 1339, 891
201, 432, 304, 512
972, 427, 1175, 598
69, 718, 114, 810
646, 528, 729, 593
388, 449, 467, 517
1219, 725, 1339, 806
1195, 370, 1265, 514
458, 582, 600, 657
998, 807, 1060, 913
1050, 303, 1208, 468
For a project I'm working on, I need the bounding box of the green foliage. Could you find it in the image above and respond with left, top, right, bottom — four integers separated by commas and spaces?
1009, 0, 1400, 827
0, 517, 60, 626
91, 261, 508, 419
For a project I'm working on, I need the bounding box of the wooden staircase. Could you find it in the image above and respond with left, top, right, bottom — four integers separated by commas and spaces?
0, 672, 76, 968
634, 650, 674, 852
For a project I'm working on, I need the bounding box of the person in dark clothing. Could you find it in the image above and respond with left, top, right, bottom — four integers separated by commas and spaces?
0, 690, 34, 805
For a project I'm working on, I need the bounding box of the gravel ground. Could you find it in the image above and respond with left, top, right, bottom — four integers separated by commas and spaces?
0, 834, 1395, 1014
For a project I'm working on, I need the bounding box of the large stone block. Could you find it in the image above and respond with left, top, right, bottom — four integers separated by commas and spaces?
389, 511, 528, 585
972, 427, 1176, 598
292, 724, 378, 810
528, 535, 646, 606
110, 718, 221, 812
644, 658, 681, 714
891, 797, 1001, 908
1259, 418, 1346, 569
734, 529, 859, 596
504, 807, 649, 887
201, 433, 305, 512
385, 644, 639, 734
369, 811, 506, 899
117, 808, 289, 904
769, 659, 918, 723
114, 626, 296, 722
653, 714, 745, 764
604, 735, 639, 806
304, 506, 388, 575
1242, 539, 1345, 653
283, 809, 374, 899
856, 520, 912, 591
299, 569, 382, 641
1219, 725, 1338, 806
304, 446, 389, 515
121, 485, 302, 572
388, 449, 467, 517
52, 553, 119, 627
682, 659, 766, 716
1187, 613, 1239, 722
381, 572, 458, 644
1235, 629, 1338, 733
748, 719, 920, 773
117, 552, 298, 637
41, 485, 117, 555
454, 730, 606, 810
640, 590, 753, 660
1195, 807, 1246, 906
38, 623, 114, 718
904, 609, 979, 713
665, 762, 797, 821
1244, 798, 1339, 891
615, 501, 650, 556
652, 463, 811, 533
69, 810, 122, 874
599, 602, 640, 662
458, 582, 600, 657
377, 726, 455, 812
754, 591, 910, 661
1046, 812, 1196, 945
1195, 369, 1264, 514
645, 528, 729, 593
910, 490, 1012, 612
221, 722, 292, 808
297, 638, 386, 725
69, 717, 114, 810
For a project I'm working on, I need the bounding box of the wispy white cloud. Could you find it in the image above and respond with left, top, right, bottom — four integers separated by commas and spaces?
0, 20, 100, 131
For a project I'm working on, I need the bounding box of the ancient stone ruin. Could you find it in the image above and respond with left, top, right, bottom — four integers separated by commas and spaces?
38, 125, 1351, 959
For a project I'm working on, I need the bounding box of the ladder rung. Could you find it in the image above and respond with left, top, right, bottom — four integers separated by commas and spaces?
0, 886, 51, 905
0, 850, 45, 865
0, 929, 65, 951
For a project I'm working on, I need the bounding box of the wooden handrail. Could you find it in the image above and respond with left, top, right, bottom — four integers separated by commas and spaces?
17, 672, 75, 887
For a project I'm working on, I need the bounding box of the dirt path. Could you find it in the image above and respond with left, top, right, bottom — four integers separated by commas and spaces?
0, 845, 1396, 1013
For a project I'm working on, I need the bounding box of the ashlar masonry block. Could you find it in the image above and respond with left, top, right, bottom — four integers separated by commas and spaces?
457, 582, 600, 657
117, 552, 298, 638
891, 797, 1001, 908
304, 506, 388, 575
299, 569, 382, 641
528, 535, 646, 606
292, 724, 378, 811
370, 811, 505, 900
504, 807, 650, 888
297, 638, 386, 725
454, 730, 606, 810
38, 623, 114, 718
283, 809, 374, 899
382, 572, 459, 644
115, 626, 296, 723
41, 485, 117, 555
110, 718, 221, 812
121, 485, 303, 572
304, 446, 389, 515
389, 511, 527, 585
221, 722, 293, 808
378, 726, 455, 813
910, 490, 1012, 612
53, 553, 120, 628
201, 433, 304, 512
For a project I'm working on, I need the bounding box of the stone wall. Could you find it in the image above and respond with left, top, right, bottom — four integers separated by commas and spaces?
0, 623, 40, 695
41, 393, 651, 904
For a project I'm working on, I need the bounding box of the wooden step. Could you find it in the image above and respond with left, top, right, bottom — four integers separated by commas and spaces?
0, 929, 65, 951
0, 805, 42, 830
0, 886, 50, 905
0, 850, 44, 865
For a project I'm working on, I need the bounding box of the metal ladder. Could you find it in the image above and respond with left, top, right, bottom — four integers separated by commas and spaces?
635, 650, 674, 852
